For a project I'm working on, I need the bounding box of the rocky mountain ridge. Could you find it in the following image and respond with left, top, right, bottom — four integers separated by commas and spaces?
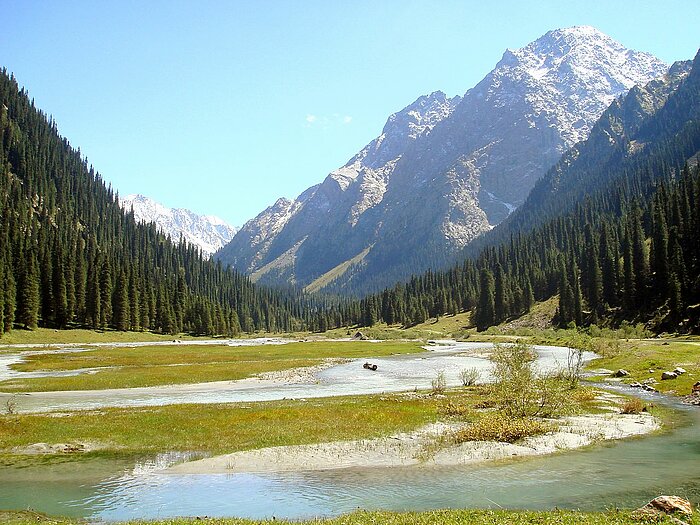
217, 26, 668, 295
120, 194, 238, 257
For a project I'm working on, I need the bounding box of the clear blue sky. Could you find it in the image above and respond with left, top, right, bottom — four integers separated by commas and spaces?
2, 1, 698, 226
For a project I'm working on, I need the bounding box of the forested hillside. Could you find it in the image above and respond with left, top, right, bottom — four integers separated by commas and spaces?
0, 70, 306, 337
325, 50, 700, 334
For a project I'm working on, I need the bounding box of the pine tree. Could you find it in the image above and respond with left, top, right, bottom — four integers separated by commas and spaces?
112, 269, 130, 331
17, 251, 40, 329
474, 268, 495, 331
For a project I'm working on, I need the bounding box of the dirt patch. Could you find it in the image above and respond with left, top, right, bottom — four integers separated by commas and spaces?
254, 358, 351, 384
11, 441, 104, 454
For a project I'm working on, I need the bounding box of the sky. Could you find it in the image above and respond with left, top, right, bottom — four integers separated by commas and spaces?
1, 1, 699, 226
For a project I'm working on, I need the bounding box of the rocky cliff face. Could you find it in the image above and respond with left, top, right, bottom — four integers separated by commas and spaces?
120, 194, 238, 258
217, 26, 667, 295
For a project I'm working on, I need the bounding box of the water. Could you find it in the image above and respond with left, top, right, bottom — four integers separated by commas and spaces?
1, 343, 588, 413
1, 402, 698, 520
1, 340, 697, 519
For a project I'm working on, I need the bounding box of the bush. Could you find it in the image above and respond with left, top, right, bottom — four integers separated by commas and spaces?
459, 367, 480, 386
431, 371, 447, 395
455, 413, 555, 444
440, 400, 471, 418
620, 398, 645, 414
490, 342, 573, 418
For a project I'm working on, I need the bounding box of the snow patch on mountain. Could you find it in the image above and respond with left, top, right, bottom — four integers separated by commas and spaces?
120, 194, 238, 258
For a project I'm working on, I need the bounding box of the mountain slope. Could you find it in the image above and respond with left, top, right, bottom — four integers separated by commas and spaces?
120, 194, 238, 258
470, 57, 697, 253
217, 26, 667, 295
348, 48, 700, 333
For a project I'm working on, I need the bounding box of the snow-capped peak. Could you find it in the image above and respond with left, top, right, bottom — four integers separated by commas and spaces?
484, 25, 667, 147
120, 194, 238, 258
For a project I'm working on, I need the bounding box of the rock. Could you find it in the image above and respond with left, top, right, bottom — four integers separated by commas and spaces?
648, 369, 655, 373
353, 331, 369, 341
692, 381, 700, 393
642, 385, 658, 392
661, 371, 678, 380
673, 367, 687, 375
613, 369, 630, 377
630, 382, 642, 388
633, 495, 693, 518
643, 378, 658, 385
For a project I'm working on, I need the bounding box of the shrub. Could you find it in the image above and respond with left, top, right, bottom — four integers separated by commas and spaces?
620, 398, 645, 414
459, 367, 480, 386
431, 371, 447, 395
440, 400, 471, 418
490, 342, 573, 418
455, 413, 555, 444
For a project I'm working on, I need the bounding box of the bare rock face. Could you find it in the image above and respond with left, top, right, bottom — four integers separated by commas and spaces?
633, 495, 693, 518
217, 26, 667, 295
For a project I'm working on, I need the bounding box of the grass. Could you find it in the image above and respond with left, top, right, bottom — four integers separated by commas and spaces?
2, 508, 697, 525
0, 392, 439, 459
0, 327, 221, 347
588, 338, 700, 395
0, 384, 611, 464
0, 341, 424, 391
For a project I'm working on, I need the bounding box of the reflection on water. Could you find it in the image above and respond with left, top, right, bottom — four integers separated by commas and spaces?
1, 400, 698, 520
1, 341, 697, 520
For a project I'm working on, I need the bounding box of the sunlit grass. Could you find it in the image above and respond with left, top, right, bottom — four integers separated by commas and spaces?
0, 393, 439, 457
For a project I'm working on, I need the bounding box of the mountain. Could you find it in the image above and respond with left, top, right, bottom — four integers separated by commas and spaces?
217, 26, 667, 295
346, 48, 700, 333
467, 57, 696, 255
119, 194, 238, 258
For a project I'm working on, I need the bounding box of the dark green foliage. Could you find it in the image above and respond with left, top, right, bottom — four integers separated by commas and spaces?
474, 268, 495, 331
0, 69, 309, 337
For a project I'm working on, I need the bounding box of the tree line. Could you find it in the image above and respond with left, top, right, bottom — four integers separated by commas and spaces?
0, 69, 312, 338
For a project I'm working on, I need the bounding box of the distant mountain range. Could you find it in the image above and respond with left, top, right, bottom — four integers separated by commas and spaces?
120, 194, 238, 258
216, 26, 667, 295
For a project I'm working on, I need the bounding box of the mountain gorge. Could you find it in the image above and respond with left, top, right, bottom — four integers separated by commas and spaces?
119, 194, 238, 258
217, 26, 667, 296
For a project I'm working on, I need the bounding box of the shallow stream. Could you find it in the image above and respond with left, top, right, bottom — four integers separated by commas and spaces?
0, 341, 698, 520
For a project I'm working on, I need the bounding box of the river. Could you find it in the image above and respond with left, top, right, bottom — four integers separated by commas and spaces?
0, 341, 697, 520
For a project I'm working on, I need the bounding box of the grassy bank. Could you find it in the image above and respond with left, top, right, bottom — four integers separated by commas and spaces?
0, 382, 621, 466
0, 392, 439, 461
0, 341, 423, 391
587, 338, 699, 395
2, 508, 697, 525
0, 328, 225, 347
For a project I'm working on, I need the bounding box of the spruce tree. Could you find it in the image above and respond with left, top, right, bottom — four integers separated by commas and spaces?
474, 268, 495, 331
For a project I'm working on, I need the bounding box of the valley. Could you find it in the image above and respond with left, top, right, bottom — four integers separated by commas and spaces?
0, 8, 699, 524
0, 323, 698, 522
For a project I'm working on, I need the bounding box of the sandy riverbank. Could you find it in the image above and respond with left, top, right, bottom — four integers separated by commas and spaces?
167, 410, 659, 475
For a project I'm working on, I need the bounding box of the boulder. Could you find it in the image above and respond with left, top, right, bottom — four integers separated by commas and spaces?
633, 495, 693, 518
353, 331, 369, 341
661, 371, 678, 380
692, 381, 700, 393
673, 367, 687, 375
613, 369, 629, 377
630, 382, 642, 388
